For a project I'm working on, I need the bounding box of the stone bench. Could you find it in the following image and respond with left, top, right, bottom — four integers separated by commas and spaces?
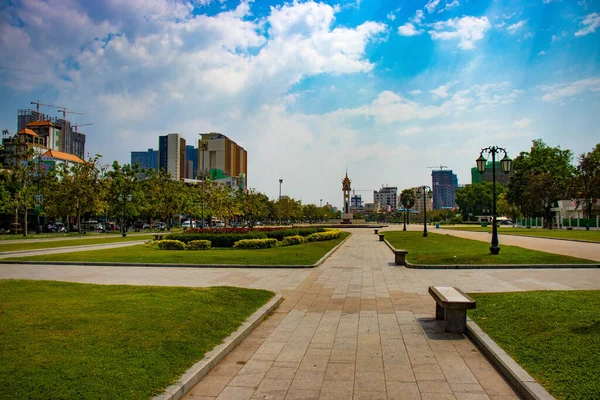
153, 234, 164, 241
393, 249, 408, 265
378, 233, 385, 242
374, 229, 379, 234
428, 286, 476, 333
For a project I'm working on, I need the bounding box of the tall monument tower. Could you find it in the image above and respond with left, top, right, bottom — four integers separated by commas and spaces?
341, 171, 353, 224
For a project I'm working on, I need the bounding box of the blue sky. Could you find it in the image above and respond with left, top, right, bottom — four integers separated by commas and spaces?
1, 0, 599, 208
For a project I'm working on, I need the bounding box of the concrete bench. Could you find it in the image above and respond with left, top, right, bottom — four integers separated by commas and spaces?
428, 286, 476, 333
378, 233, 385, 242
393, 249, 408, 265
153, 234, 164, 241
374, 229, 379, 234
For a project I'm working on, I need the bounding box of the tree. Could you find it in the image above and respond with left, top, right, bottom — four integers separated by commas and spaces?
400, 188, 416, 225
237, 189, 269, 226
455, 182, 501, 221
506, 139, 574, 228
496, 193, 522, 222
570, 143, 600, 228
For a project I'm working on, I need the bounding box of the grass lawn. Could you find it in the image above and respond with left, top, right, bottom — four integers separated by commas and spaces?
440, 226, 600, 243
0, 280, 274, 400
468, 291, 600, 399
384, 231, 595, 264
0, 233, 155, 252
7, 232, 350, 265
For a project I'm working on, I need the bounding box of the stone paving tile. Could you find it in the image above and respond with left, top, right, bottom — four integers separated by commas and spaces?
180, 228, 600, 399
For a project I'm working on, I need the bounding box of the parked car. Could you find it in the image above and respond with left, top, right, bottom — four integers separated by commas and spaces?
215, 221, 225, 228
182, 221, 197, 229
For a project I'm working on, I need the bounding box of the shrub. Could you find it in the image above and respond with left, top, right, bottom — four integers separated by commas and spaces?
165, 232, 267, 248
281, 235, 305, 246
186, 240, 212, 250
306, 229, 341, 242
233, 238, 278, 249
264, 228, 324, 241
144, 240, 158, 248
157, 240, 186, 250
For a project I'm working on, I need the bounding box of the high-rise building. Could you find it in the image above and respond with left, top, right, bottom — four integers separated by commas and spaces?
158, 133, 186, 180
373, 186, 397, 211
471, 162, 512, 186
131, 148, 159, 171
431, 169, 457, 209
18, 109, 47, 131
199, 132, 247, 189
186, 144, 198, 179
350, 194, 363, 209
411, 186, 433, 213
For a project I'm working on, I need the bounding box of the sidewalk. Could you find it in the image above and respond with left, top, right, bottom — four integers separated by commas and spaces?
183, 230, 520, 399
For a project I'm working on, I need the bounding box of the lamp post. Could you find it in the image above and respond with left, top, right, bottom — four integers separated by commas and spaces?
320, 199, 322, 207
118, 194, 132, 237
476, 146, 512, 255
279, 179, 283, 200
200, 139, 208, 228
403, 207, 407, 231
415, 186, 432, 237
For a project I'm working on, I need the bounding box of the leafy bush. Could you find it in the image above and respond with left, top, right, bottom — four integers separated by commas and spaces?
281, 235, 305, 246
157, 240, 186, 250
144, 240, 158, 248
186, 240, 212, 250
306, 229, 342, 242
264, 228, 324, 241
165, 232, 267, 248
233, 238, 278, 249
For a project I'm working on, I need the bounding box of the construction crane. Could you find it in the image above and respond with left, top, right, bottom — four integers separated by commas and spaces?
427, 165, 448, 170
30, 101, 84, 119
73, 123, 93, 132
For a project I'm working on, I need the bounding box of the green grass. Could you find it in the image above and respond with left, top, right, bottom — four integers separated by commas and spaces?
0, 279, 274, 399
0, 234, 155, 252
384, 231, 595, 264
7, 232, 350, 265
468, 291, 600, 399
440, 226, 600, 243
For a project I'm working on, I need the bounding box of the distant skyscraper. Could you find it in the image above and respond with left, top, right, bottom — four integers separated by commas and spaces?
131, 148, 158, 171
411, 186, 433, 213
431, 170, 456, 209
186, 144, 198, 178
158, 133, 186, 180
199, 132, 247, 189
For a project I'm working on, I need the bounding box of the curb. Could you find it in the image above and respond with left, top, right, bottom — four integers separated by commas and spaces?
1, 234, 352, 269
466, 318, 555, 400
153, 295, 283, 400
381, 237, 599, 269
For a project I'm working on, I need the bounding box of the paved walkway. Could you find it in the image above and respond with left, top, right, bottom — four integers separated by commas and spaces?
181, 229, 600, 400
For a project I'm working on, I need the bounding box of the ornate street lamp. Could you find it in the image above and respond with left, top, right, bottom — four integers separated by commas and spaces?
118, 194, 132, 237
415, 186, 432, 237
476, 146, 512, 254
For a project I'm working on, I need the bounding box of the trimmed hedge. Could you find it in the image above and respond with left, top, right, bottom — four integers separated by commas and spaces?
306, 229, 342, 242
264, 228, 324, 241
165, 232, 267, 248
186, 240, 212, 250
281, 235, 305, 246
157, 240, 186, 250
233, 238, 278, 249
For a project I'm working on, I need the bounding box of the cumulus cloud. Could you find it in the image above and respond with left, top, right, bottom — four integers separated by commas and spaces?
425, 0, 441, 13
428, 16, 491, 49
575, 12, 600, 36
539, 78, 600, 102
438, 0, 460, 13
398, 23, 423, 36
430, 83, 454, 99
511, 118, 531, 128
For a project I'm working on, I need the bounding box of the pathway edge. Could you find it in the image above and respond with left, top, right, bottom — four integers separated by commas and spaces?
153, 294, 283, 400
466, 318, 555, 400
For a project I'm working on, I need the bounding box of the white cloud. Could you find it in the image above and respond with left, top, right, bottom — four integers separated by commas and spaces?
409, 90, 422, 95
413, 10, 425, 24
430, 83, 454, 99
539, 78, 600, 102
387, 13, 396, 21
425, 0, 441, 13
575, 13, 600, 36
398, 23, 422, 36
428, 16, 491, 49
552, 31, 568, 42
538, 50, 547, 55
506, 19, 527, 35
400, 127, 424, 135
511, 118, 531, 128
438, 0, 460, 13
